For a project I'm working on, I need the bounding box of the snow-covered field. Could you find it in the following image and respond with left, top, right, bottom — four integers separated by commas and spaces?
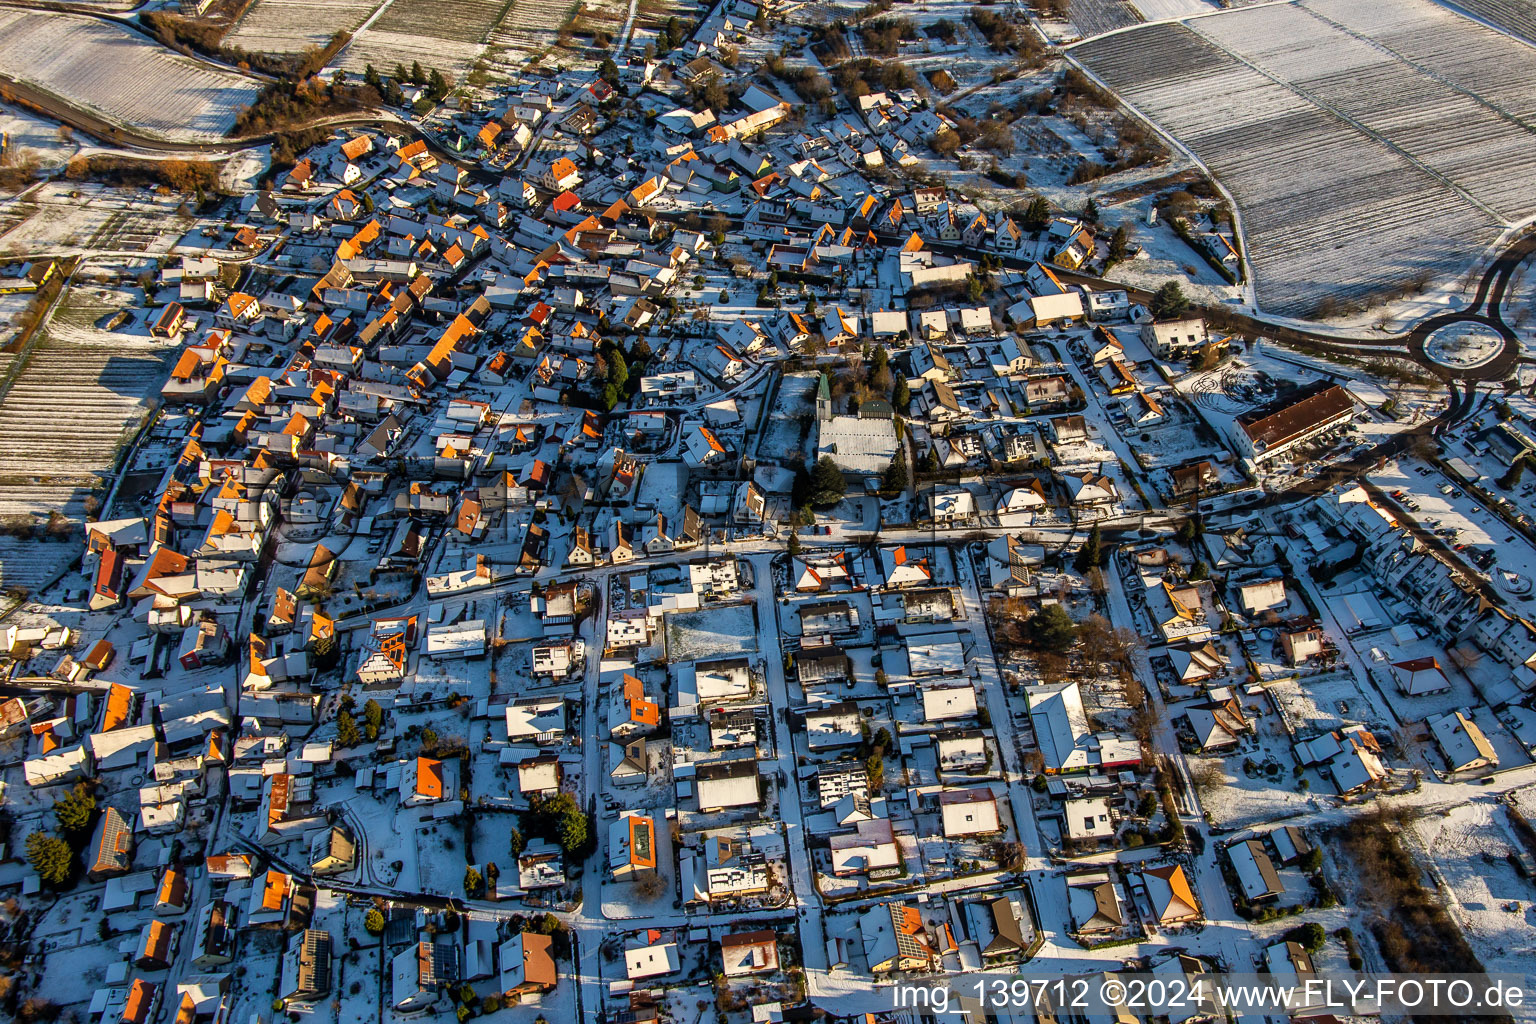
0, 11, 262, 142
0, 185, 193, 256
1411, 802, 1536, 983
226, 0, 382, 54
0, 271, 175, 529
340, 0, 529, 78
1128, 0, 1216, 20
1072, 0, 1536, 318
1068, 0, 1142, 38
482, 0, 590, 77
1451, 0, 1536, 44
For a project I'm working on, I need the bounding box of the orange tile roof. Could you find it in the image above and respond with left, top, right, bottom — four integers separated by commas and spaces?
123, 979, 155, 1024
623, 674, 659, 726
628, 814, 657, 869
102, 683, 133, 731
416, 756, 443, 799
261, 869, 288, 911
520, 931, 558, 987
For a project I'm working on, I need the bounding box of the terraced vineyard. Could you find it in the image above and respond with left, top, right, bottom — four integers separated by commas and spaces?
0, 10, 262, 142
227, 0, 382, 54
1072, 0, 1536, 317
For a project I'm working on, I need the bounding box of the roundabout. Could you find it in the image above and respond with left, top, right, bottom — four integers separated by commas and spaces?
1422, 320, 1507, 371
1405, 310, 1520, 381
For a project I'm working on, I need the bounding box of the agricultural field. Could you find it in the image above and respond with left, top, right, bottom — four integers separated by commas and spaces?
1070, 0, 1536, 317
0, 11, 263, 142
341, 0, 520, 79
0, 268, 174, 534
1195, 0, 1536, 219
1448, 0, 1536, 45
226, 0, 382, 55
0, 184, 194, 256
1066, 0, 1142, 38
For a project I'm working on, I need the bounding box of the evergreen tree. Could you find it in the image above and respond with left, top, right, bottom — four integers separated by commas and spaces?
53, 783, 95, 836
892, 376, 910, 409
365, 908, 386, 934
786, 531, 801, 557
363, 64, 381, 89
882, 453, 908, 492
336, 710, 361, 748
313, 632, 339, 670
1151, 281, 1190, 319
26, 832, 72, 886
509, 826, 525, 857
866, 752, 885, 790
1027, 605, 1078, 653
363, 698, 383, 741
557, 808, 588, 852
1108, 223, 1130, 262
410, 61, 425, 84
1084, 196, 1099, 223
1073, 524, 1104, 574
809, 456, 847, 505
1022, 194, 1051, 231
606, 346, 629, 390
1500, 458, 1526, 489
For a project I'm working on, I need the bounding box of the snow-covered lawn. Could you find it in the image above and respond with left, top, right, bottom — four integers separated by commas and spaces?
1191, 746, 1318, 828
665, 603, 759, 661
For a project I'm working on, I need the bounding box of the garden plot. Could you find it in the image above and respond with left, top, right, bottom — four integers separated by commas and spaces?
0, 11, 262, 142
227, 0, 382, 54
0, 184, 194, 256
756, 372, 815, 460
1071, 12, 1507, 317
1190, 749, 1316, 827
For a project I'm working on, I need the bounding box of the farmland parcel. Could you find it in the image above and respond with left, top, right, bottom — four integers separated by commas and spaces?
226, 0, 382, 55
1072, 0, 1536, 317
0, 11, 262, 142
